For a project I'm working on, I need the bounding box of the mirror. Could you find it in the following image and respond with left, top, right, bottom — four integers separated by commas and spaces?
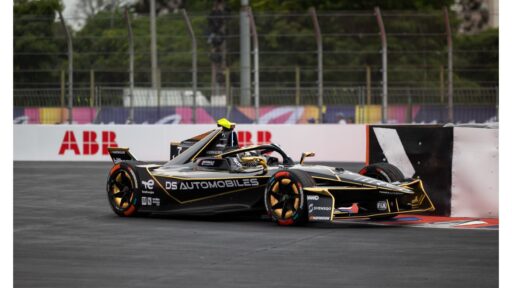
300, 152, 315, 165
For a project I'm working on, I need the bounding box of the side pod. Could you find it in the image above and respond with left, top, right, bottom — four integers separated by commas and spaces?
107, 147, 136, 163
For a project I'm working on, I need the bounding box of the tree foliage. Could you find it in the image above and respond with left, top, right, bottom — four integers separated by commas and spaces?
14, 0, 63, 86
13, 0, 498, 89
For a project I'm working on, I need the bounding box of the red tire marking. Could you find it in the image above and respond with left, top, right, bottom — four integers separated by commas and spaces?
275, 171, 290, 179
109, 164, 121, 176
278, 219, 294, 226
124, 205, 136, 216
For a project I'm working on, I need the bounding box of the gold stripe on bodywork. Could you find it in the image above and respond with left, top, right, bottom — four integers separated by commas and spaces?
306, 186, 377, 191
333, 208, 433, 220
313, 175, 406, 191
332, 179, 435, 219
150, 173, 271, 181
190, 129, 223, 162
147, 167, 267, 204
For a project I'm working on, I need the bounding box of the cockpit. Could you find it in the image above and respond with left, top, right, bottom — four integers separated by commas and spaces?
163, 118, 294, 174
192, 144, 292, 175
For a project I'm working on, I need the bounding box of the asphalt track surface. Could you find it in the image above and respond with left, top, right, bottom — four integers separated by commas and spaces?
14, 162, 498, 288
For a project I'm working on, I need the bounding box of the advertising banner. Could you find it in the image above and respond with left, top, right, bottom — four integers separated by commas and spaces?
14, 124, 366, 162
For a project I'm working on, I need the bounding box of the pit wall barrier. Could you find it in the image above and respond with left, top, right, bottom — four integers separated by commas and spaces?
13, 124, 366, 163
367, 125, 498, 218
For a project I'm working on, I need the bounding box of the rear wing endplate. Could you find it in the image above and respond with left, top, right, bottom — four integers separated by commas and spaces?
107, 147, 136, 163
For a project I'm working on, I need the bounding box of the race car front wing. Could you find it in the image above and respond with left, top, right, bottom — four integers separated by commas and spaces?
304, 179, 435, 222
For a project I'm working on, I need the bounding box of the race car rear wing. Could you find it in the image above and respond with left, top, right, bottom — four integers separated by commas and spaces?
107, 147, 136, 163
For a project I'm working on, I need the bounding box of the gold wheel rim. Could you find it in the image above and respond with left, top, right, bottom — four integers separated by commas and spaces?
269, 177, 300, 220
109, 170, 135, 210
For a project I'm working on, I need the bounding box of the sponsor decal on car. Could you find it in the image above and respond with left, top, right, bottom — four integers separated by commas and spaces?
306, 193, 333, 222
165, 178, 260, 191
141, 196, 160, 206
200, 160, 216, 166
309, 216, 331, 221
377, 201, 388, 211
312, 206, 332, 211
142, 179, 154, 190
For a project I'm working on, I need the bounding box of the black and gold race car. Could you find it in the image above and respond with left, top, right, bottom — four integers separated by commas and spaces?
106, 119, 434, 226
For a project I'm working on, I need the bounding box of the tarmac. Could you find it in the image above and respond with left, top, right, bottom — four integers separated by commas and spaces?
14, 161, 498, 288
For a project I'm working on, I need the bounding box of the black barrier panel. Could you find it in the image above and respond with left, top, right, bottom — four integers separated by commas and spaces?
368, 125, 453, 216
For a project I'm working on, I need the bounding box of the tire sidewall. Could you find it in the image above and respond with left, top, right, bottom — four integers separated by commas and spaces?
264, 170, 307, 225
107, 163, 141, 216
359, 163, 403, 182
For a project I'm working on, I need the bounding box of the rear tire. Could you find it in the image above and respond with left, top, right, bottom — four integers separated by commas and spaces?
264, 170, 315, 226
359, 162, 405, 220
107, 163, 140, 217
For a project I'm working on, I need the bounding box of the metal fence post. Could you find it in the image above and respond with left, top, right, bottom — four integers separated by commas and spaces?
308, 7, 323, 124
407, 87, 412, 123
157, 68, 161, 121
225, 67, 231, 119
60, 69, 65, 123
240, 0, 251, 106
496, 86, 499, 122
365, 65, 371, 123
247, 8, 259, 124
181, 9, 197, 124
90, 69, 95, 123
440, 65, 445, 103
89, 69, 94, 107
358, 86, 363, 123
96, 86, 102, 123
125, 8, 135, 124
444, 7, 454, 123
58, 11, 73, 124
374, 7, 387, 124
94, 85, 100, 123
295, 65, 301, 106
150, 0, 158, 90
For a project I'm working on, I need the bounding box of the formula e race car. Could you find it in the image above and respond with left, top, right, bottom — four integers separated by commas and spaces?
106, 118, 435, 226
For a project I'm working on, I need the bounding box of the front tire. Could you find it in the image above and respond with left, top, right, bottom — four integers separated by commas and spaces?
359, 162, 405, 183
264, 170, 314, 226
107, 163, 140, 217
359, 162, 405, 220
